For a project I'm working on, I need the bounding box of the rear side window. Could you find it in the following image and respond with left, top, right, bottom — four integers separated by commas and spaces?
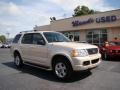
13, 34, 21, 43
22, 33, 33, 44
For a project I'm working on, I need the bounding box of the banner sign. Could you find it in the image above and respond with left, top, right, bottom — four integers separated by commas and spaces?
72, 15, 117, 27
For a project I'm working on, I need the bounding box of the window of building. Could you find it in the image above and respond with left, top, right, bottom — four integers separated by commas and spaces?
62, 31, 80, 41
74, 32, 80, 41
86, 29, 107, 46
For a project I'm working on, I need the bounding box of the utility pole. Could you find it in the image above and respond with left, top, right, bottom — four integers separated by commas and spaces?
6, 32, 10, 43
6, 32, 10, 39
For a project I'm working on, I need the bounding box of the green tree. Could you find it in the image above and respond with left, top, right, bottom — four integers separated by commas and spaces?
73, 5, 96, 17
0, 35, 6, 43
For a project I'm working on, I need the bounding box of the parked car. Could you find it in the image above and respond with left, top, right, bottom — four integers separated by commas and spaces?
0, 43, 2, 48
100, 40, 120, 60
1, 43, 11, 48
1, 44, 4, 48
11, 30, 101, 80
4, 43, 11, 48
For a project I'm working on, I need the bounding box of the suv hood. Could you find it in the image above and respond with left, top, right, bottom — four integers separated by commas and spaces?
50, 42, 98, 49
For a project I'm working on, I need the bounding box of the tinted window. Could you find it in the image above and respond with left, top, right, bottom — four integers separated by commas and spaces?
13, 34, 21, 43
33, 33, 45, 45
22, 33, 33, 44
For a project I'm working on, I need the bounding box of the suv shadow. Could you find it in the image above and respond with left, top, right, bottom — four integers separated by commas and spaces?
102, 58, 120, 62
2, 61, 92, 83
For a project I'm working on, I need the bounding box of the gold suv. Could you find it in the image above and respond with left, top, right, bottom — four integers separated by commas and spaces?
11, 30, 101, 80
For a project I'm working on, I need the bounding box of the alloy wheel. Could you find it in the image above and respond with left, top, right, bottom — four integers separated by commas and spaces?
55, 62, 67, 78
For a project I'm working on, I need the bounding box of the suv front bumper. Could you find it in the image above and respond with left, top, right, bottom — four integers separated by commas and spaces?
72, 54, 101, 71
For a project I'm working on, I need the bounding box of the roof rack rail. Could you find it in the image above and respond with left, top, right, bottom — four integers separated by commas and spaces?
20, 30, 39, 33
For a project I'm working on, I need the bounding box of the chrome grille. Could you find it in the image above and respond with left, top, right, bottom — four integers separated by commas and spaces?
112, 50, 120, 53
118, 50, 120, 53
87, 48, 98, 55
112, 50, 116, 53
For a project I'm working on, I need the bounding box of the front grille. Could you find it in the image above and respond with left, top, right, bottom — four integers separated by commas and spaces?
118, 50, 120, 53
112, 50, 120, 53
91, 59, 99, 64
83, 61, 90, 66
112, 50, 116, 53
87, 48, 98, 55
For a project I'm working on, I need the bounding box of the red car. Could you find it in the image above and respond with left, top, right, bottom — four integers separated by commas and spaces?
100, 40, 120, 60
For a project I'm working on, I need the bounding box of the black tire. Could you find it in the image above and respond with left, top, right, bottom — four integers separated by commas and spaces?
52, 58, 73, 80
14, 53, 23, 68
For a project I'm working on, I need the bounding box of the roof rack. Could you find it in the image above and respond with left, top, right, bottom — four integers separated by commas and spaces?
20, 30, 39, 33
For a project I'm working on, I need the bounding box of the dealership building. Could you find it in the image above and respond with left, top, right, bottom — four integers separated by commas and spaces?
34, 9, 120, 46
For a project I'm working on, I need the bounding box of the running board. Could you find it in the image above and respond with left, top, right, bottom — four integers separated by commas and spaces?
23, 61, 51, 70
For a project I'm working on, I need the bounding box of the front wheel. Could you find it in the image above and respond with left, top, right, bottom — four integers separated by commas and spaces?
53, 59, 73, 80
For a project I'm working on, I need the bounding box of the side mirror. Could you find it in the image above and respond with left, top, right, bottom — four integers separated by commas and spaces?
37, 40, 45, 45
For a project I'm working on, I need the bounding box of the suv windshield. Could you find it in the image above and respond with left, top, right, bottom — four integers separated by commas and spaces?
109, 41, 120, 46
43, 32, 70, 43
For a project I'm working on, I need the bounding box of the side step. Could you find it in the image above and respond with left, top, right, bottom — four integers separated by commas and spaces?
23, 61, 51, 71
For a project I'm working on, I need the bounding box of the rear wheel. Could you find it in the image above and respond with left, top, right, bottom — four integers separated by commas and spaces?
52, 58, 73, 80
14, 53, 23, 68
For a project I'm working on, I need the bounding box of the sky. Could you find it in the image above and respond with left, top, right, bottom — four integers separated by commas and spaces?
0, 0, 120, 38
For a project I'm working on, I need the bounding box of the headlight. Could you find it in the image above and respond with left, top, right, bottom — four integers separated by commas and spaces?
71, 49, 88, 57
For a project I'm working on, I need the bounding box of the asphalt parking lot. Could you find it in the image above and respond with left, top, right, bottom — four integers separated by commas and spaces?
0, 49, 120, 90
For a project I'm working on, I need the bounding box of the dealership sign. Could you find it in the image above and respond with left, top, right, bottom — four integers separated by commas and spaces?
72, 15, 117, 27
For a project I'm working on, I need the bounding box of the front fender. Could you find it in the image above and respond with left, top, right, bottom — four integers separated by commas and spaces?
50, 52, 74, 69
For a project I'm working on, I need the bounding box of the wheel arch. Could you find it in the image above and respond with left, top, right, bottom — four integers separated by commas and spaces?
13, 50, 21, 57
51, 54, 73, 70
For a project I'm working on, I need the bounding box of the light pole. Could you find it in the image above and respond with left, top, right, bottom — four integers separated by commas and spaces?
6, 32, 10, 43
